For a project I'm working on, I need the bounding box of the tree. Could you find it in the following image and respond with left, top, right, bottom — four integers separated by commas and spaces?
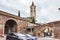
31, 17, 35, 23
18, 10, 20, 17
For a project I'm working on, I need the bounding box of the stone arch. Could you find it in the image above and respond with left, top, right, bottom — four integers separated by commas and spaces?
4, 19, 18, 35
41, 27, 53, 37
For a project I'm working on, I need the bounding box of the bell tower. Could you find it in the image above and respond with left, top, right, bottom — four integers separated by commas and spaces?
30, 2, 36, 20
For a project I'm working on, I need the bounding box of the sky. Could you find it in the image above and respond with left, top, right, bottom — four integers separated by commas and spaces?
0, 0, 60, 23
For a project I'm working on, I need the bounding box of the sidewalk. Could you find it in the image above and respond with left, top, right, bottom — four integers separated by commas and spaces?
0, 36, 60, 40
0, 36, 6, 40
37, 37, 60, 40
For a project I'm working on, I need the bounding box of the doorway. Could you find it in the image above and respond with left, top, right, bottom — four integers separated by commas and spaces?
4, 20, 17, 35
43, 28, 52, 37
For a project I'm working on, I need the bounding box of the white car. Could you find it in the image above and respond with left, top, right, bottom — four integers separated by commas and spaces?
14, 33, 37, 40
14, 33, 28, 40
25, 34, 37, 40
7, 33, 37, 40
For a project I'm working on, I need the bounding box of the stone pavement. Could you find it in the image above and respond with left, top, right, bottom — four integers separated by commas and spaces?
0, 36, 60, 40
37, 37, 60, 40
0, 36, 6, 40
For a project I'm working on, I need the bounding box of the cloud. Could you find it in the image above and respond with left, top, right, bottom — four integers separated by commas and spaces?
36, 0, 60, 23
0, 0, 31, 16
0, 0, 60, 23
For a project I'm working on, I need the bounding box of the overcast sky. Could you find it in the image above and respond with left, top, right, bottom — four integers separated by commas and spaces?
0, 0, 60, 23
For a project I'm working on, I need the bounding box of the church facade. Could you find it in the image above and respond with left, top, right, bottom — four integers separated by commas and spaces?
0, 10, 38, 37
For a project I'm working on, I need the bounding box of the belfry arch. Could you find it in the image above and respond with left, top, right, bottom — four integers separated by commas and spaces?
4, 20, 17, 34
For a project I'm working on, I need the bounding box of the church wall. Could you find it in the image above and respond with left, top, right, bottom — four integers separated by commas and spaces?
0, 12, 29, 36
34, 26, 41, 37
0, 15, 4, 36
53, 22, 60, 39
19, 20, 28, 34
33, 24, 54, 37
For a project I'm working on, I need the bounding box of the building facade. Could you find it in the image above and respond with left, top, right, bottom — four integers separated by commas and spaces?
33, 21, 60, 39
30, 2, 36, 20
0, 10, 38, 37
0, 10, 31, 36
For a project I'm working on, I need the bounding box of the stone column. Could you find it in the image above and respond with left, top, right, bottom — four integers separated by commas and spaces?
0, 15, 4, 36
16, 20, 20, 33
17, 25, 20, 33
31, 28, 33, 35
0, 24, 4, 36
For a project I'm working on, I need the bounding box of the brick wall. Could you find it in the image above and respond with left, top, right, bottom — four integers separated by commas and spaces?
0, 29, 3, 36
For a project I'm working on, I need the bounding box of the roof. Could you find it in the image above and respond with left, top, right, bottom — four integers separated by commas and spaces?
30, 2, 36, 8
0, 10, 41, 26
47, 20, 60, 24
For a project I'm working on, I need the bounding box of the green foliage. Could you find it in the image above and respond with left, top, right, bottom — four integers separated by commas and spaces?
18, 10, 20, 17
31, 17, 35, 23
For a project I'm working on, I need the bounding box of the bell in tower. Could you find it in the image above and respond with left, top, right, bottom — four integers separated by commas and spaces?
30, 2, 36, 23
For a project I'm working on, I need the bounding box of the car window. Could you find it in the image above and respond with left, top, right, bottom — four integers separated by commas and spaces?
9, 33, 16, 36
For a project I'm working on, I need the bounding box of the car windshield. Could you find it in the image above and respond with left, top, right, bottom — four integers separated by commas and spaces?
25, 34, 37, 39
9, 33, 15, 36
14, 33, 25, 37
13, 33, 36, 39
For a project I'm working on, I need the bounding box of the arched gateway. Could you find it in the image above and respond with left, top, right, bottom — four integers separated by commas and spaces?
0, 11, 29, 36
4, 20, 17, 35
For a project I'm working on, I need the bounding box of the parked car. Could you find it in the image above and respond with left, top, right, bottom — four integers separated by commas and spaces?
25, 34, 37, 40
14, 33, 30, 40
6, 33, 27, 40
6, 33, 37, 40
6, 33, 19, 40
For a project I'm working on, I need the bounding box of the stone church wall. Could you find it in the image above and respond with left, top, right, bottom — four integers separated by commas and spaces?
54, 22, 60, 39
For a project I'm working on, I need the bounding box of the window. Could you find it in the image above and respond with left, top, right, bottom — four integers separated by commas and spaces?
27, 28, 31, 32
23, 27, 26, 30
32, 28, 34, 32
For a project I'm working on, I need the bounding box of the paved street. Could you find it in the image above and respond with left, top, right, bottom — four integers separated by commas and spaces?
37, 37, 60, 40
0, 37, 6, 40
0, 37, 60, 40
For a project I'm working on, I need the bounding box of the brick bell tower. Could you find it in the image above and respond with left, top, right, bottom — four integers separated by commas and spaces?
30, 2, 36, 21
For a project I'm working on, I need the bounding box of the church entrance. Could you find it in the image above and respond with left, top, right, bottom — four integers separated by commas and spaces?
4, 20, 17, 35
43, 28, 52, 37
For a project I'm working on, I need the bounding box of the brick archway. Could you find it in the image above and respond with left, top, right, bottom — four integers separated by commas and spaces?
41, 27, 53, 37
43, 28, 52, 37
4, 20, 17, 35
